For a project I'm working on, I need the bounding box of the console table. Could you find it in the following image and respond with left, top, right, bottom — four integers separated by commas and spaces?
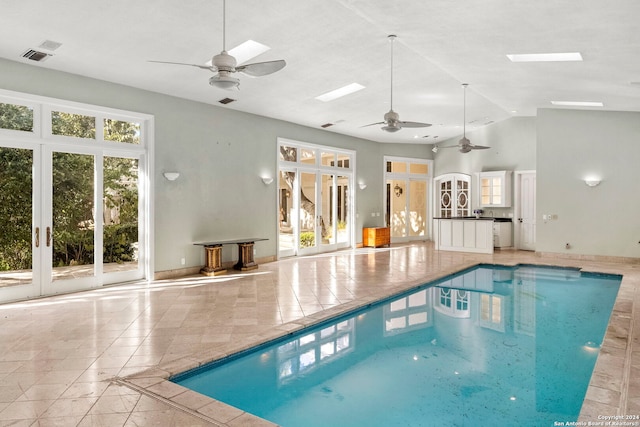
194, 238, 268, 276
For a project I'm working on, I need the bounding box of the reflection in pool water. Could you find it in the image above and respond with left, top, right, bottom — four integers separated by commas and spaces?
174, 265, 621, 427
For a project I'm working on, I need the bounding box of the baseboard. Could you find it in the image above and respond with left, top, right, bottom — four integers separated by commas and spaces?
153, 255, 278, 281
535, 251, 640, 265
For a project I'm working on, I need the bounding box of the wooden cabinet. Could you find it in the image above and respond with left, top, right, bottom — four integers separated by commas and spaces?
479, 171, 512, 207
363, 227, 390, 248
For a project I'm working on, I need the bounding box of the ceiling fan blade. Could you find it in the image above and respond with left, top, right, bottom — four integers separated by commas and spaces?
148, 60, 217, 72
236, 59, 286, 77
471, 145, 490, 150
361, 121, 386, 128
398, 121, 432, 128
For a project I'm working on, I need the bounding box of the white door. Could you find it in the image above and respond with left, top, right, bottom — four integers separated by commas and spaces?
0, 142, 145, 302
515, 171, 536, 251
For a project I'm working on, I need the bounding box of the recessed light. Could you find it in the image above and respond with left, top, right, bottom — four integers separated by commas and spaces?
315, 83, 365, 102
551, 101, 604, 107
507, 52, 582, 62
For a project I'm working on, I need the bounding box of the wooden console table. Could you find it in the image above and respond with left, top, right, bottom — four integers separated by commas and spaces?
194, 238, 268, 276
363, 227, 390, 248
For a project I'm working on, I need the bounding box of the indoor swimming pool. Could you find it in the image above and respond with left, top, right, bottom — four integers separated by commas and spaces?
172, 264, 621, 426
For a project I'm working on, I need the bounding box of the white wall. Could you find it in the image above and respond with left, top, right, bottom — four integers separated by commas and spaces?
433, 117, 536, 216
537, 108, 640, 258
0, 58, 431, 273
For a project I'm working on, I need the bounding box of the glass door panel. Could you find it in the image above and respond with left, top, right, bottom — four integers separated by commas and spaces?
103, 156, 139, 275
298, 172, 317, 255
336, 175, 349, 246
387, 179, 407, 238
51, 152, 96, 283
409, 180, 427, 237
320, 174, 335, 250
0, 146, 34, 289
278, 170, 296, 258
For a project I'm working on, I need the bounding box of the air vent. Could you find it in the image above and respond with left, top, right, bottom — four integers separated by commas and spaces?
218, 97, 236, 105
321, 123, 334, 128
22, 49, 51, 62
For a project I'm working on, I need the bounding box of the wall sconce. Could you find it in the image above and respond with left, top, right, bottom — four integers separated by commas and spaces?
261, 176, 274, 185
394, 184, 403, 197
584, 179, 601, 187
359, 182, 367, 190
163, 172, 180, 181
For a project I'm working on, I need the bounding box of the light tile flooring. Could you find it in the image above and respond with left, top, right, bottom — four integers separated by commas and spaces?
0, 242, 639, 426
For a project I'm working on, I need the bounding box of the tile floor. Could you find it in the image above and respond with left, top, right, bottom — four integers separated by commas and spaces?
0, 242, 638, 426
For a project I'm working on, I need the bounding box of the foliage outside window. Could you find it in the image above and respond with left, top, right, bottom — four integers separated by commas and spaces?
0, 103, 34, 132
52, 111, 96, 139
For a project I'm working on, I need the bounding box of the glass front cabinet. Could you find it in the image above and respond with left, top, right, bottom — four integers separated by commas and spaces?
479, 171, 512, 207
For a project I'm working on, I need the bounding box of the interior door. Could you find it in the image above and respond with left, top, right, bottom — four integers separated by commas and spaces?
516, 172, 536, 250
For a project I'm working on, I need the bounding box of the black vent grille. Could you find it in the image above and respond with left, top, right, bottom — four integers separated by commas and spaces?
321, 123, 333, 128
218, 98, 236, 105
22, 49, 51, 62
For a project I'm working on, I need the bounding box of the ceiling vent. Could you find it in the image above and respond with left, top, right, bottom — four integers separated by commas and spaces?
218, 97, 236, 105
22, 49, 51, 62
321, 123, 334, 128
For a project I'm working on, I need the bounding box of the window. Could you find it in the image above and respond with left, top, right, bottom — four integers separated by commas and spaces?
0, 102, 34, 132
435, 173, 470, 218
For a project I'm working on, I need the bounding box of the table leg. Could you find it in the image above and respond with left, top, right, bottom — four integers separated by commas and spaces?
200, 245, 227, 276
234, 242, 258, 271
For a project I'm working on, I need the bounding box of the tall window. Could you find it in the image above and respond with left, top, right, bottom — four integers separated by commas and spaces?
434, 173, 470, 218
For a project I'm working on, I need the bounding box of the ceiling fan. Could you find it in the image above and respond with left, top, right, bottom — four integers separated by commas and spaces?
432, 83, 490, 153
149, 0, 286, 90
363, 35, 431, 133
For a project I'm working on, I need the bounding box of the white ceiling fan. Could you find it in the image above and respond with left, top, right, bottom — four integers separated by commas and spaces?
149, 0, 286, 90
363, 35, 431, 133
432, 83, 490, 153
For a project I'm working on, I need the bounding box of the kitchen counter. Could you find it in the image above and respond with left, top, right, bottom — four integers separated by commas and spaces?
434, 216, 512, 222
433, 217, 495, 254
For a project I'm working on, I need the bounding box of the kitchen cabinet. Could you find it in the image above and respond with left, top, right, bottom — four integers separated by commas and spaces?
433, 218, 494, 254
479, 171, 512, 207
493, 221, 512, 248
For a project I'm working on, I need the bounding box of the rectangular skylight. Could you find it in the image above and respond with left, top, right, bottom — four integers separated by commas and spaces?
205, 40, 270, 67
551, 101, 604, 107
506, 52, 583, 62
315, 83, 366, 102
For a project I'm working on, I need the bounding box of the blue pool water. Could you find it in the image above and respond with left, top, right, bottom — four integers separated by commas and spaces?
173, 264, 621, 427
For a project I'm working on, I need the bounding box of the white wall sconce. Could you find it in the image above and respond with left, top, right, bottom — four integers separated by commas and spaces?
359, 182, 367, 190
584, 179, 601, 187
261, 176, 274, 185
163, 172, 180, 181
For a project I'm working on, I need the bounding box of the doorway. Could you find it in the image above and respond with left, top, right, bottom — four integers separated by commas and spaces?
278, 139, 354, 257
384, 157, 432, 243
0, 92, 151, 302
515, 171, 536, 250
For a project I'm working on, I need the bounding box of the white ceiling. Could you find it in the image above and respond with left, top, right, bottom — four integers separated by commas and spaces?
2, 0, 640, 144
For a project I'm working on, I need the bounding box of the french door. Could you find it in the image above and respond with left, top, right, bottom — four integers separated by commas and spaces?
277, 139, 354, 258
384, 157, 432, 243
0, 141, 145, 302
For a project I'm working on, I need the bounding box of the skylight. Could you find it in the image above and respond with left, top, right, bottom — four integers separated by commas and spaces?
551, 101, 604, 107
506, 52, 583, 62
315, 83, 366, 102
205, 40, 271, 67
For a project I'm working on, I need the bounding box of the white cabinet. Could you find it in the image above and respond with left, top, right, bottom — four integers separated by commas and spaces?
434, 219, 494, 254
479, 171, 512, 207
493, 221, 512, 248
